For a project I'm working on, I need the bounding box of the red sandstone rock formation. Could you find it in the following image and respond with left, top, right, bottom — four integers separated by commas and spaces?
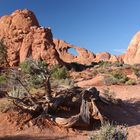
54, 39, 95, 65
0, 9, 62, 66
124, 32, 140, 65
0, 9, 123, 67
95, 52, 111, 62
94, 52, 119, 63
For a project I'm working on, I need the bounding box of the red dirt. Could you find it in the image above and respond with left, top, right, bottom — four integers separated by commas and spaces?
0, 85, 139, 139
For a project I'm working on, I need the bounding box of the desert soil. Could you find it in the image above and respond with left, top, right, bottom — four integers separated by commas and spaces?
0, 85, 139, 140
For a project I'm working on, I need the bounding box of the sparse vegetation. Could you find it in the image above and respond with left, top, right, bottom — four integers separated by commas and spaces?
104, 71, 130, 85
97, 61, 112, 68
0, 74, 6, 84
89, 122, 128, 140
132, 67, 140, 78
113, 62, 123, 67
0, 40, 8, 66
104, 76, 118, 85
51, 65, 68, 80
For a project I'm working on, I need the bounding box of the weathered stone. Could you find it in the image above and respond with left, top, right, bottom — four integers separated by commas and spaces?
124, 31, 140, 64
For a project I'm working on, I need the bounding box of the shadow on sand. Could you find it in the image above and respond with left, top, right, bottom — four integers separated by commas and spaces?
102, 99, 140, 127
0, 135, 68, 140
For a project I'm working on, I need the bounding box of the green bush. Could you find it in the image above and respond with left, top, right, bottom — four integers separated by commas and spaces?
89, 122, 128, 140
111, 71, 129, 84
20, 59, 49, 88
20, 60, 32, 74
51, 65, 68, 80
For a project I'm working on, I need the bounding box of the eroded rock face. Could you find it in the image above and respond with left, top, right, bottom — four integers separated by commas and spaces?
124, 32, 140, 65
95, 52, 111, 62
54, 39, 95, 65
94, 52, 119, 63
0, 9, 62, 66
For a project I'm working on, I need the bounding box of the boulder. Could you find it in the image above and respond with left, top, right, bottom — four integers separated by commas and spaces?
95, 52, 111, 62
124, 31, 140, 65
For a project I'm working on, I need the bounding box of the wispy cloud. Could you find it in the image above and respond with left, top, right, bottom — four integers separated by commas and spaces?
113, 49, 126, 54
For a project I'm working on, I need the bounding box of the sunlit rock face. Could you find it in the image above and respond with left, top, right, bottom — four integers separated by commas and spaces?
124, 32, 140, 65
94, 52, 119, 63
0, 9, 63, 66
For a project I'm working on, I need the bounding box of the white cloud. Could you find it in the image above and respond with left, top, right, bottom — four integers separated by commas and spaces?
113, 48, 126, 54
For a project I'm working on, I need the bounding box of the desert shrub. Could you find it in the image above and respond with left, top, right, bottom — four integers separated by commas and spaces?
20, 60, 32, 74
0, 40, 8, 66
122, 64, 131, 69
89, 122, 128, 140
0, 75, 6, 84
104, 76, 118, 85
20, 59, 49, 88
113, 62, 123, 67
0, 100, 15, 113
98, 61, 112, 68
132, 67, 140, 78
104, 71, 129, 85
51, 78, 75, 89
51, 65, 68, 80
125, 79, 136, 85
111, 71, 129, 84
92, 69, 99, 76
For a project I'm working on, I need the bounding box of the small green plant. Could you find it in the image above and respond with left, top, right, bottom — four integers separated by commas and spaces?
51, 65, 68, 80
89, 122, 128, 140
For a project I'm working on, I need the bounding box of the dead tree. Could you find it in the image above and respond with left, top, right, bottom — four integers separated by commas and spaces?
2, 60, 109, 129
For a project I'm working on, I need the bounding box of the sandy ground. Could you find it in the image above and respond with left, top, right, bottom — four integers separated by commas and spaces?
95, 85, 140, 140
0, 85, 139, 140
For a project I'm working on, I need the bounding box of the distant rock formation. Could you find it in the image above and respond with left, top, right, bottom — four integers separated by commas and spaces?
94, 52, 118, 63
124, 32, 140, 65
54, 39, 95, 65
0, 9, 63, 66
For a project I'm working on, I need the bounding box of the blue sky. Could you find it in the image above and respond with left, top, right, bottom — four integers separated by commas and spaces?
0, 0, 140, 55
